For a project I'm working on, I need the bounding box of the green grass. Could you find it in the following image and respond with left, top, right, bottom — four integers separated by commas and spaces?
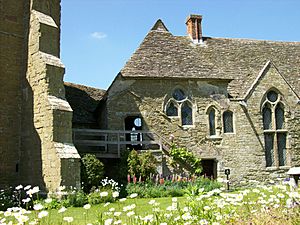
39, 197, 187, 225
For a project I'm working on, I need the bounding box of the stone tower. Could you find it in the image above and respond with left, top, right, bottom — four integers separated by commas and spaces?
0, 0, 80, 191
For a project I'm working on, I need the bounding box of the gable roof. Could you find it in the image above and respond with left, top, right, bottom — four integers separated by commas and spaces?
120, 20, 300, 98
64, 82, 106, 125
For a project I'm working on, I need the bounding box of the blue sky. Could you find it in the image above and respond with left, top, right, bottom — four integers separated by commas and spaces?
61, 0, 300, 90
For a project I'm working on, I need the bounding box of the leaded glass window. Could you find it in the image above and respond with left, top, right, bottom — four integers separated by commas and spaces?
223, 111, 233, 133
209, 109, 216, 136
263, 106, 272, 130
262, 90, 287, 168
181, 102, 193, 125
277, 133, 286, 166
267, 91, 278, 103
172, 89, 186, 101
275, 104, 284, 129
264, 134, 275, 167
166, 102, 178, 117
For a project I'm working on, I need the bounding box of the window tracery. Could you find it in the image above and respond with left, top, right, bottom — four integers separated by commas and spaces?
262, 90, 287, 167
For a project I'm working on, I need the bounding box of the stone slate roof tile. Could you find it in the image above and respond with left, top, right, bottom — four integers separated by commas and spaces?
64, 82, 106, 125
121, 20, 300, 98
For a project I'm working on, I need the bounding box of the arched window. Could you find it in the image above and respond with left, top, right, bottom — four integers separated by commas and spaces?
165, 88, 194, 126
181, 102, 193, 125
166, 101, 178, 117
209, 108, 216, 136
223, 111, 234, 133
262, 104, 272, 130
262, 90, 287, 167
172, 89, 186, 101
275, 103, 284, 129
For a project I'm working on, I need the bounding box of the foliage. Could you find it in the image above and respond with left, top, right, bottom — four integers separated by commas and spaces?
0, 187, 21, 210
81, 154, 105, 192
169, 144, 202, 175
126, 177, 221, 198
127, 150, 157, 178
2, 179, 300, 225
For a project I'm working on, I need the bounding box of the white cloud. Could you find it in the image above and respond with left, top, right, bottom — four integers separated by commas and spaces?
90, 32, 107, 40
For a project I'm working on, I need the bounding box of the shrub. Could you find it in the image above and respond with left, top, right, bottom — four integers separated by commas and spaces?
81, 154, 105, 192
126, 176, 221, 198
127, 150, 157, 179
169, 144, 202, 175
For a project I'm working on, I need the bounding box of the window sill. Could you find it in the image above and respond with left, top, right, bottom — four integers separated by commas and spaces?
182, 125, 195, 130
207, 135, 222, 140
265, 166, 290, 171
223, 132, 235, 135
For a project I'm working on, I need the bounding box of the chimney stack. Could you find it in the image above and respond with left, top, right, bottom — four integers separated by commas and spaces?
186, 14, 203, 44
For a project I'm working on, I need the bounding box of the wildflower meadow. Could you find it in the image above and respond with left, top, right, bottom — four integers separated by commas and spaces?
0, 177, 300, 225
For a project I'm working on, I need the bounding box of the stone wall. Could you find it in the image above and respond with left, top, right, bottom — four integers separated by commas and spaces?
0, 0, 29, 186
0, 0, 81, 191
105, 70, 300, 183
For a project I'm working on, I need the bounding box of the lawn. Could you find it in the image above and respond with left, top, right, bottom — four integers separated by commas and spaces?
1, 182, 300, 225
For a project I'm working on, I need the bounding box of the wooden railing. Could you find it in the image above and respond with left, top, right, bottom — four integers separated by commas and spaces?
73, 129, 169, 158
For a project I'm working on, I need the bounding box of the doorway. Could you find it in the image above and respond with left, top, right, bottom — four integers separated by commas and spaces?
124, 116, 143, 150
201, 159, 217, 179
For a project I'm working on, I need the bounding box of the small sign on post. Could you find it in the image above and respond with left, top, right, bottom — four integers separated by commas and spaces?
224, 169, 230, 191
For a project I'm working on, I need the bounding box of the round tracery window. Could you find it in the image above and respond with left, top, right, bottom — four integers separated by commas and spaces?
267, 91, 278, 103
172, 89, 186, 101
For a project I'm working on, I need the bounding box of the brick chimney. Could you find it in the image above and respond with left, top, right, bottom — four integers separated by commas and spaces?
186, 14, 203, 44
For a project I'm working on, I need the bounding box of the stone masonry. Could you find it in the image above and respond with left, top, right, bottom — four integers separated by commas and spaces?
0, 0, 80, 191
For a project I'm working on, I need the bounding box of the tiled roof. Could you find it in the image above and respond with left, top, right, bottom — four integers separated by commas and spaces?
120, 20, 300, 98
64, 82, 106, 125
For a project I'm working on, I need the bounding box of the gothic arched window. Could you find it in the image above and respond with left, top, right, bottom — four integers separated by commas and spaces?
262, 90, 287, 167
165, 88, 193, 126
209, 108, 216, 136
166, 101, 178, 117
181, 102, 193, 125
223, 111, 234, 133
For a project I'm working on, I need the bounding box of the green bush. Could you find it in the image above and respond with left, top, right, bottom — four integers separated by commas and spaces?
169, 144, 202, 175
81, 154, 105, 192
127, 150, 157, 179
126, 177, 221, 198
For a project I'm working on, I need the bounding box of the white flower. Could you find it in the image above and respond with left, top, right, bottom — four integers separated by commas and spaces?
63, 217, 74, 223
15, 185, 23, 190
114, 211, 122, 217
148, 200, 156, 205
4, 211, 12, 217
126, 211, 135, 217
104, 202, 111, 207
114, 220, 122, 224
45, 198, 52, 204
58, 207, 67, 213
204, 205, 211, 211
22, 198, 31, 203
129, 193, 138, 198
104, 218, 113, 225
24, 185, 31, 190
83, 204, 91, 210
172, 197, 177, 202
33, 204, 43, 211
100, 191, 109, 197
109, 207, 115, 212
119, 198, 126, 202
160, 223, 168, 225
112, 191, 119, 198
38, 211, 48, 218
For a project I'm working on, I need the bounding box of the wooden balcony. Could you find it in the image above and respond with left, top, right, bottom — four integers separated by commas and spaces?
73, 129, 165, 158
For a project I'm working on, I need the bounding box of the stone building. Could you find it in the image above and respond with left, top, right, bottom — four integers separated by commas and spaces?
73, 15, 300, 183
0, 0, 80, 191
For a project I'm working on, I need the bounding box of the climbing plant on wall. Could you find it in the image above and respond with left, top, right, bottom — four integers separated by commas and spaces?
169, 144, 202, 175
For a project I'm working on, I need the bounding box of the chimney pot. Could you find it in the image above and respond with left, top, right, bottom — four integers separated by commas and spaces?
186, 14, 203, 44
